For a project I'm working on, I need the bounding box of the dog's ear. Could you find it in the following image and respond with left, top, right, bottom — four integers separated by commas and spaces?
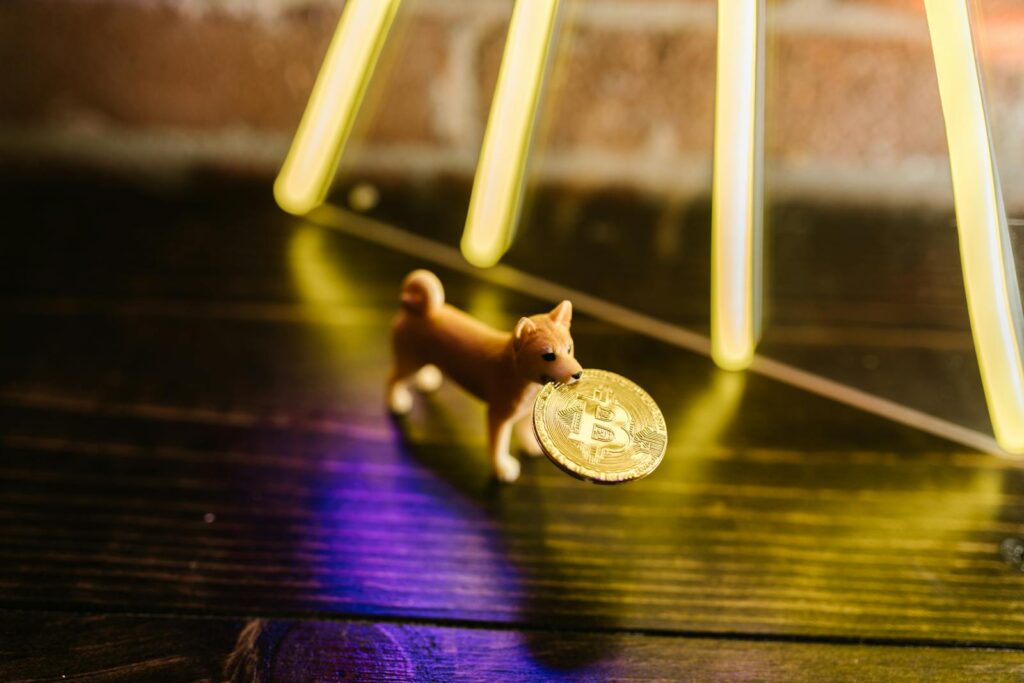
549, 300, 572, 327
513, 317, 537, 347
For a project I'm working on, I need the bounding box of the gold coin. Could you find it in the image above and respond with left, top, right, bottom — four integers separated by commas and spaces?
533, 369, 667, 484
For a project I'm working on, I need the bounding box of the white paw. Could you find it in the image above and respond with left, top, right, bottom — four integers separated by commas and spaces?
494, 454, 521, 483
388, 384, 413, 415
414, 364, 443, 393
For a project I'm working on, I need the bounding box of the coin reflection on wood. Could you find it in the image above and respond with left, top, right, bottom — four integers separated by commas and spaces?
534, 370, 668, 483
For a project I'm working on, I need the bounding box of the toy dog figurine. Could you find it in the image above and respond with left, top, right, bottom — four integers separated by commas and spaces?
388, 270, 582, 482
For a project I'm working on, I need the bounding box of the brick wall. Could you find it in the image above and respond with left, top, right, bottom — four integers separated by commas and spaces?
1, 0, 1022, 209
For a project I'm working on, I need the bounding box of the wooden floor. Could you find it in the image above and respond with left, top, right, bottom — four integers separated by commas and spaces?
2, 172, 1024, 681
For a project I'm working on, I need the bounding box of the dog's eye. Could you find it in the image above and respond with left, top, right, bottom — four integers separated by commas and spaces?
542, 352, 556, 362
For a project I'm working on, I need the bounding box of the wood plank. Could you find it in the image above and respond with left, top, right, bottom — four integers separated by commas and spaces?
0, 612, 240, 682
0, 170, 989, 430
1, 173, 1022, 646
2, 611, 1022, 682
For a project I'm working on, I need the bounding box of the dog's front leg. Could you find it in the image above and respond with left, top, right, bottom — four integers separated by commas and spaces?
488, 408, 520, 483
515, 416, 543, 457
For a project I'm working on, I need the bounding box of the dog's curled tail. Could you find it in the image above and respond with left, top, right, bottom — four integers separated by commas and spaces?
400, 269, 444, 315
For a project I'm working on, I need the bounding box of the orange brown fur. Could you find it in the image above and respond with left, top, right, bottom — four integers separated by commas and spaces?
388, 270, 582, 482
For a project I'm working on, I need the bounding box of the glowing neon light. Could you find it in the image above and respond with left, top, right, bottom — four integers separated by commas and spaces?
461, 0, 560, 268
710, 0, 765, 372
925, 0, 1024, 453
274, 0, 402, 216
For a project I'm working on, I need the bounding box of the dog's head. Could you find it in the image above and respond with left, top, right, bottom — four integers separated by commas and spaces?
512, 300, 583, 385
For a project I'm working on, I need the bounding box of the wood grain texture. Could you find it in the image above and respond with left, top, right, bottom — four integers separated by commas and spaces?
1, 173, 1023, 676
0, 612, 240, 682
3, 612, 1023, 682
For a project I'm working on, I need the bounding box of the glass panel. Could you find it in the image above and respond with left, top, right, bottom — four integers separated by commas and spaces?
321, 0, 716, 329
757, 2, 993, 436
294, 0, 1023, 449
975, 0, 1024, 279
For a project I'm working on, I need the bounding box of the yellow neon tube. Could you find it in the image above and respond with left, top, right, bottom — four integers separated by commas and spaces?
710, 0, 765, 372
274, 0, 402, 216
925, 0, 1024, 453
461, 0, 560, 268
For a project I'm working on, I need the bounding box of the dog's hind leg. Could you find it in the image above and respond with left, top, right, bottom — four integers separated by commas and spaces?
387, 344, 420, 415
413, 364, 443, 393
387, 369, 415, 415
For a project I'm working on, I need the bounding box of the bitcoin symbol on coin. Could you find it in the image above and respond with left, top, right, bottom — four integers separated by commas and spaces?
568, 388, 631, 463
533, 369, 668, 484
